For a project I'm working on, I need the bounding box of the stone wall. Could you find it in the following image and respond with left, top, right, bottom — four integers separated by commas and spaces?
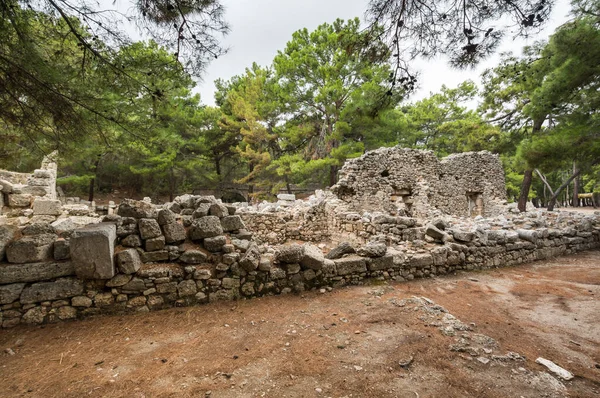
1, 201, 598, 327
331, 147, 506, 218
0, 152, 58, 216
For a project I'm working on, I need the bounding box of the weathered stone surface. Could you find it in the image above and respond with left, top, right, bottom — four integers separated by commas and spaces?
517, 229, 539, 243
138, 218, 162, 240
8, 193, 32, 207
71, 296, 93, 307
141, 250, 169, 263
157, 209, 177, 226
0, 261, 74, 284
276, 244, 304, 264
220, 215, 246, 232
334, 256, 367, 276
177, 280, 197, 297
94, 292, 114, 307
209, 203, 228, 218
258, 254, 273, 272
6, 234, 55, 264
451, 229, 474, 243
116, 248, 142, 274
189, 216, 223, 240
122, 234, 142, 247
239, 244, 261, 272
162, 222, 186, 244
300, 244, 325, 270
356, 242, 387, 258
23, 307, 46, 324
0, 283, 25, 304
180, 250, 208, 264
269, 267, 286, 279
53, 239, 70, 261
426, 224, 447, 241
57, 306, 77, 320
145, 236, 166, 252
127, 296, 147, 307
32, 198, 62, 216
325, 242, 355, 260
192, 203, 212, 218
368, 253, 394, 271
0, 224, 18, 261
50, 218, 78, 234
70, 223, 116, 279
20, 278, 84, 304
231, 238, 251, 252
411, 253, 434, 268
121, 277, 145, 292
22, 222, 54, 236
117, 199, 156, 219
105, 274, 132, 287
204, 235, 227, 252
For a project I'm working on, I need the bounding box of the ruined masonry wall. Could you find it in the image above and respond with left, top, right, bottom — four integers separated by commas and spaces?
0, 152, 58, 215
1, 211, 598, 328
332, 147, 506, 218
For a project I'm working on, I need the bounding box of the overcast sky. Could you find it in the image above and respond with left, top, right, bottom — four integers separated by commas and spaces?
195, 0, 572, 106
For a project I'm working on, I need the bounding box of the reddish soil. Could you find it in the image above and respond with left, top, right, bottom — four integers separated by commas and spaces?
1, 251, 599, 398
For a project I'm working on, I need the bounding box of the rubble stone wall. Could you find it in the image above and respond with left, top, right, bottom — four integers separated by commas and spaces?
332, 147, 506, 218
0, 152, 58, 216
1, 203, 598, 328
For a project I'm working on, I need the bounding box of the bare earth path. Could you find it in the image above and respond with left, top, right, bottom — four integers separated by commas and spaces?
1, 251, 599, 398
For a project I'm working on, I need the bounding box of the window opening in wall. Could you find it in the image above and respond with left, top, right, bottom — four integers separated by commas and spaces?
466, 192, 484, 217
391, 188, 413, 216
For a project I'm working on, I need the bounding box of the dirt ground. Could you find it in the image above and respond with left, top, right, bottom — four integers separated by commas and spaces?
1, 251, 599, 398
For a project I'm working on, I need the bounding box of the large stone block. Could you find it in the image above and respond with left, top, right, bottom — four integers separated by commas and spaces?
0, 261, 74, 284
139, 218, 162, 240
276, 244, 304, 264
300, 244, 325, 270
189, 216, 223, 240
70, 223, 116, 279
6, 234, 55, 264
162, 222, 186, 244
140, 250, 169, 263
0, 283, 25, 304
157, 209, 177, 225
325, 242, 355, 260
117, 199, 156, 219
116, 249, 142, 274
220, 215, 246, 232
368, 253, 394, 271
32, 198, 62, 216
239, 244, 261, 272
179, 249, 208, 264
204, 235, 226, 252
8, 193, 33, 207
20, 278, 84, 304
334, 256, 367, 276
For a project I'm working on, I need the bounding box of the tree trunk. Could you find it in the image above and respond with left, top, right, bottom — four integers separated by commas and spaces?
169, 167, 175, 202
329, 165, 338, 187
548, 169, 583, 211
88, 177, 95, 202
215, 155, 221, 176
572, 161, 579, 207
517, 169, 533, 212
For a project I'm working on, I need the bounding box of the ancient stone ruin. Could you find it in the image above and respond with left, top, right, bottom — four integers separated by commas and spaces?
0, 146, 598, 327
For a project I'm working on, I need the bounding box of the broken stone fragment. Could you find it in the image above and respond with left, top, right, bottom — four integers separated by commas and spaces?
145, 236, 166, 252
140, 250, 169, 263
138, 218, 162, 240
220, 215, 246, 232
157, 208, 177, 226
356, 242, 387, 258
121, 234, 142, 247
32, 198, 62, 216
239, 244, 261, 272
189, 216, 223, 240
276, 243, 304, 264
425, 224, 449, 242
300, 244, 325, 270
325, 242, 355, 260
535, 357, 574, 381
204, 235, 227, 252
161, 222, 186, 244
117, 249, 142, 274
117, 199, 156, 219
209, 203, 228, 218
450, 229, 474, 243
